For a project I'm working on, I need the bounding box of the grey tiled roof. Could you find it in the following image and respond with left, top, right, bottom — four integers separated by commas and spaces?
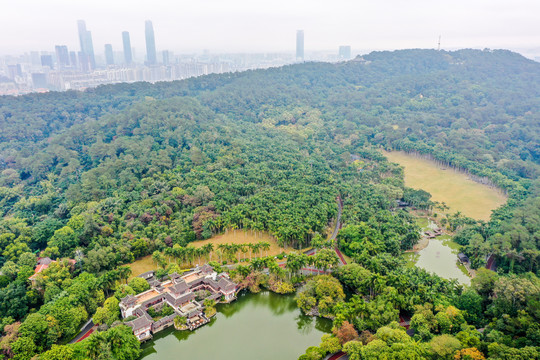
201, 264, 214, 274
217, 277, 236, 292
138, 271, 155, 280
38, 257, 53, 265
126, 315, 153, 332
171, 280, 188, 295
120, 294, 137, 306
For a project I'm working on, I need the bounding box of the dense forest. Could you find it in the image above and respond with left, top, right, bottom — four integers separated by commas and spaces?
0, 49, 539, 359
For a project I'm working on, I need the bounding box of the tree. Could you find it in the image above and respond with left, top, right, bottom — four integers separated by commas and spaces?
334, 321, 359, 344
48, 226, 78, 255
93, 297, 120, 326
18, 313, 60, 352
454, 348, 486, 360
40, 344, 75, 360
456, 289, 483, 326
471, 268, 498, 298
343, 340, 364, 360
319, 334, 342, 355
128, 277, 150, 294
0, 281, 28, 320
10, 336, 37, 360
313, 248, 339, 272
429, 334, 462, 359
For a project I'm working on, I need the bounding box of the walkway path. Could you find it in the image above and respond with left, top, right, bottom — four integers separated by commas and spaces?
331, 196, 347, 265
326, 351, 349, 360
69, 318, 95, 344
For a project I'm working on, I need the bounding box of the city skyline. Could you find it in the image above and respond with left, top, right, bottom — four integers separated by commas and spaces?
0, 0, 539, 57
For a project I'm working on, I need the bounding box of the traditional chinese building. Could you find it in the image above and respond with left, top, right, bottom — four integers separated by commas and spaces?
120, 264, 238, 341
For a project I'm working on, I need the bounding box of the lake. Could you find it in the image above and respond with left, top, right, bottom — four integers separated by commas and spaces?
404, 218, 471, 285
140, 291, 332, 360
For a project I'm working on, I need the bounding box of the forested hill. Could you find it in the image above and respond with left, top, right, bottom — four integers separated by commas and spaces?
0, 49, 539, 359
1, 49, 539, 182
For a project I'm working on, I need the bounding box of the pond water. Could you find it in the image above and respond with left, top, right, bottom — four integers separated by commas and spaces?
404, 219, 470, 285
140, 291, 332, 360
414, 236, 470, 285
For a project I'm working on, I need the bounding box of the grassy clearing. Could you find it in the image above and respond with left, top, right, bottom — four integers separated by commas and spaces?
383, 151, 507, 221
127, 229, 300, 278
190, 229, 286, 258
128, 255, 155, 279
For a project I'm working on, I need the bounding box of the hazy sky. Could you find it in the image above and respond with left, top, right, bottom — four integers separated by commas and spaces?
1, 0, 539, 55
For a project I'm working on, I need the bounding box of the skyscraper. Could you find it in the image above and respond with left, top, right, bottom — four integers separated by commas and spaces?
40, 55, 54, 69
69, 51, 78, 68
338, 45, 352, 60
162, 50, 170, 65
122, 31, 133, 65
145, 21, 157, 65
104, 44, 114, 65
55, 45, 70, 68
296, 30, 304, 61
77, 20, 96, 70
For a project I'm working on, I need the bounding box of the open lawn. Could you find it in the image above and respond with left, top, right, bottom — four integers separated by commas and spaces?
127, 255, 155, 279
383, 151, 507, 221
190, 229, 285, 257
127, 229, 297, 278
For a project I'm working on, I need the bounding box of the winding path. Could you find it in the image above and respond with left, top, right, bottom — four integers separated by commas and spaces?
331, 196, 347, 265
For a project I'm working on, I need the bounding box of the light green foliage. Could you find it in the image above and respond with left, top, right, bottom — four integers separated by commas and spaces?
18, 313, 61, 352
128, 277, 150, 294
93, 297, 120, 326
296, 275, 345, 316
39, 344, 75, 360
114, 284, 135, 299
429, 334, 462, 359
11, 336, 37, 360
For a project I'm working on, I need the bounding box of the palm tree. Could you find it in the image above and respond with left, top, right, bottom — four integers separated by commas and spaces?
262, 242, 271, 257
203, 243, 214, 262
117, 266, 132, 284
217, 244, 227, 263
164, 247, 173, 263
241, 244, 249, 261
86, 332, 107, 358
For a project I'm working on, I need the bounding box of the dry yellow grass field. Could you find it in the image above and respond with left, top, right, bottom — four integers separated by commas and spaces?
383, 150, 507, 221
190, 229, 285, 258
127, 255, 155, 279
127, 230, 293, 278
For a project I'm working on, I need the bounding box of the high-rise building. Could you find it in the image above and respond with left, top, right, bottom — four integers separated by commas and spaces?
122, 31, 133, 65
55, 45, 70, 68
162, 50, 170, 65
77, 20, 96, 70
145, 20, 157, 65
7, 64, 22, 79
69, 51, 78, 68
41, 55, 54, 68
31, 73, 48, 88
296, 30, 304, 61
338, 45, 351, 60
104, 44, 114, 65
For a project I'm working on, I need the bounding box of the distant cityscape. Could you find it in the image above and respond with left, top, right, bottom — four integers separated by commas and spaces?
0, 20, 353, 96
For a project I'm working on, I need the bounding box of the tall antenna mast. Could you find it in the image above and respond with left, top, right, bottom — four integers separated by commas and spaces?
437, 35, 441, 51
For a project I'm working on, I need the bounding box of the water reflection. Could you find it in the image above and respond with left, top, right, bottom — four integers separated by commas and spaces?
140, 291, 331, 360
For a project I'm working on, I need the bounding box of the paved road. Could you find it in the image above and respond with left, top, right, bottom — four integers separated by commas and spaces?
69, 318, 95, 344
330, 196, 343, 241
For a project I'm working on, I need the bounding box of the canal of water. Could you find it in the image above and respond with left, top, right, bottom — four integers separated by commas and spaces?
140, 291, 332, 360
